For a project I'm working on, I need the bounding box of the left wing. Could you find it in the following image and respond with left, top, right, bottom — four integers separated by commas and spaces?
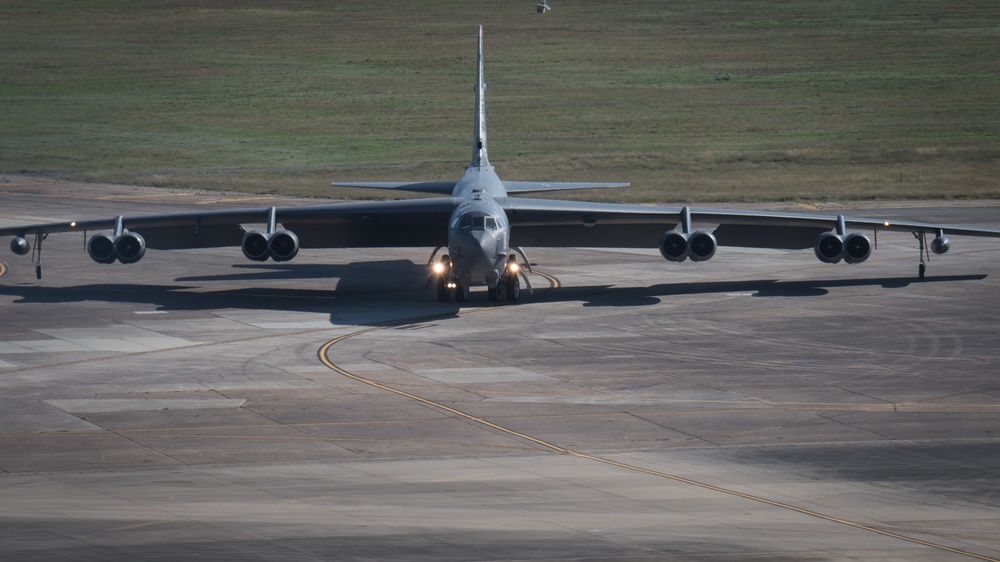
499, 197, 1000, 255
329, 181, 457, 195
1, 198, 458, 275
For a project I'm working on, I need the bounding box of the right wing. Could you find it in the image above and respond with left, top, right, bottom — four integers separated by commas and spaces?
0, 198, 459, 251
502, 181, 630, 194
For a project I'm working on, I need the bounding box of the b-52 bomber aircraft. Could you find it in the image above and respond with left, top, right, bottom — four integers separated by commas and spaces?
4, 27, 1000, 302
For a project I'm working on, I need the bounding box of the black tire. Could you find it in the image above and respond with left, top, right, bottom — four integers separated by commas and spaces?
919, 263, 926, 279
436, 278, 450, 302
487, 286, 499, 302
506, 276, 520, 302
456, 284, 470, 302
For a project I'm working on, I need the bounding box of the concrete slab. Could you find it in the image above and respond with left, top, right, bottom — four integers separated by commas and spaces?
45, 398, 248, 413
414, 366, 556, 384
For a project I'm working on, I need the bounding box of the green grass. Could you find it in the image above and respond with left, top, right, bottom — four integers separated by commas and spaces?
2, 0, 998, 203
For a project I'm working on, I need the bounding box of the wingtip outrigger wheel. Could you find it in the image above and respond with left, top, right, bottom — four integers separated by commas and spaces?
915, 229, 949, 279
32, 232, 47, 280
916, 231, 927, 279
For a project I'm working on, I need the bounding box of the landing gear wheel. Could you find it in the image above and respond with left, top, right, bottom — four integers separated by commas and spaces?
456, 284, 470, 303
487, 286, 499, 302
506, 275, 520, 303
436, 278, 450, 302
918, 263, 926, 279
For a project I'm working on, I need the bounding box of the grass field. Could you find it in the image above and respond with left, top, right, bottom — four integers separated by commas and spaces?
2, 1, 998, 203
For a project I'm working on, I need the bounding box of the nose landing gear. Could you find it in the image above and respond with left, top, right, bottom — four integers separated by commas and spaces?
430, 252, 529, 304
490, 255, 527, 303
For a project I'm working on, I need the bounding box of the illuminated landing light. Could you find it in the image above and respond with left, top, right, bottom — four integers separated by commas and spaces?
432, 262, 445, 274
508, 262, 520, 273
70, 221, 77, 228
883, 221, 890, 227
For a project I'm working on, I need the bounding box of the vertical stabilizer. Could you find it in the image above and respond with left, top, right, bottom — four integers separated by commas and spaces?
471, 25, 489, 168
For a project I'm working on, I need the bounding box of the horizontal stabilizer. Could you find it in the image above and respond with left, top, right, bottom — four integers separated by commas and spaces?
331, 181, 457, 194
503, 181, 629, 194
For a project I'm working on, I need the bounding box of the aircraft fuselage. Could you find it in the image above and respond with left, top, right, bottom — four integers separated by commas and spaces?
447, 164, 511, 290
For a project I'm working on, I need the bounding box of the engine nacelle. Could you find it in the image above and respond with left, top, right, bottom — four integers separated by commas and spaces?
931, 234, 950, 255
815, 231, 872, 264
659, 230, 689, 262
268, 230, 300, 262
241, 230, 271, 262
115, 232, 146, 264
10, 237, 30, 256
843, 232, 872, 264
814, 231, 844, 264
241, 229, 299, 262
88, 233, 119, 264
87, 232, 146, 264
688, 230, 717, 262
659, 229, 717, 263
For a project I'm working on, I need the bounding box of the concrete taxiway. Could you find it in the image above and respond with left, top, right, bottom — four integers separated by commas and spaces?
1, 176, 999, 560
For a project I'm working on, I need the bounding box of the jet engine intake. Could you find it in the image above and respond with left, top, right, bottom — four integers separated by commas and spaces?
268, 230, 299, 262
814, 231, 872, 264
87, 233, 119, 264
659, 229, 717, 263
659, 230, 688, 262
241, 230, 271, 261
688, 230, 717, 262
10, 236, 30, 256
843, 232, 872, 264
115, 232, 146, 264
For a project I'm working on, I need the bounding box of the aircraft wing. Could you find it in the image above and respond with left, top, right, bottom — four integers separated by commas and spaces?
330, 181, 457, 194
502, 181, 630, 194
500, 198, 1000, 249
0, 198, 458, 250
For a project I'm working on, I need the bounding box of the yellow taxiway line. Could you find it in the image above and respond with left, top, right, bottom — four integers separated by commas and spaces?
317, 299, 999, 562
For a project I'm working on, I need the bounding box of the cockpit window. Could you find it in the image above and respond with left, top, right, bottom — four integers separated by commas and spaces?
456, 214, 499, 231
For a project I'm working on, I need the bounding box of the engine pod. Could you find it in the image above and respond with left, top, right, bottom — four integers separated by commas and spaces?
115, 232, 146, 264
241, 230, 271, 262
843, 233, 872, 264
268, 230, 299, 262
659, 230, 688, 262
687, 230, 717, 262
87, 233, 118, 264
813, 231, 844, 264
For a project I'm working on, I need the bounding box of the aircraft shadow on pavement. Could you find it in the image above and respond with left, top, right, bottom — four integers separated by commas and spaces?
0, 260, 466, 325
558, 274, 988, 308
0, 264, 987, 321
175, 259, 423, 285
